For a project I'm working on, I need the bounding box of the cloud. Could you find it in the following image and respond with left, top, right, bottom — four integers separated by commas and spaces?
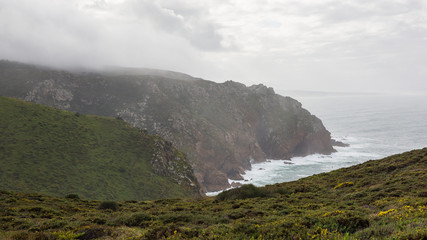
0, 0, 221, 73
0, 0, 426, 93
201, 0, 427, 93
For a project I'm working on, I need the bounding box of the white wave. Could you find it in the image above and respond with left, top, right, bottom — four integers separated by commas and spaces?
205, 189, 229, 197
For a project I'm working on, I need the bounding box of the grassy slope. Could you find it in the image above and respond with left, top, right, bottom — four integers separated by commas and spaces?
0, 148, 425, 239
0, 96, 197, 201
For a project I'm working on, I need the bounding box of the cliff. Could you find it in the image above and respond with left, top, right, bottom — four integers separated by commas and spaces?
0, 60, 335, 192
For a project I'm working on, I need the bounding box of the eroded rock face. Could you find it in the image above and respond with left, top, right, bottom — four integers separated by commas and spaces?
0, 61, 335, 192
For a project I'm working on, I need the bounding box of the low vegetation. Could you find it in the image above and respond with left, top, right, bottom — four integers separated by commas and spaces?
0, 96, 199, 201
0, 148, 426, 239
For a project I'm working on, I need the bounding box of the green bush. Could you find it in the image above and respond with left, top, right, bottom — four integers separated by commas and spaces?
322, 213, 370, 234
98, 201, 118, 211
12, 231, 53, 240
65, 194, 80, 200
75, 227, 111, 240
160, 213, 193, 224
41, 219, 67, 230
274, 187, 291, 195
334, 182, 354, 189
216, 184, 267, 201
125, 212, 152, 226
109, 212, 152, 227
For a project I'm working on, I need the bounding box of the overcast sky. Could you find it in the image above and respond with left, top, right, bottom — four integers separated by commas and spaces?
1, 0, 427, 94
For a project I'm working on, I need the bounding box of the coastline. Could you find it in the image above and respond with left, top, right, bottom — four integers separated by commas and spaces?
206, 94, 427, 196
206, 136, 373, 196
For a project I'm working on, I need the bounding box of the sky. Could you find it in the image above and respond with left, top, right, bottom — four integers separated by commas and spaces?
1, 0, 427, 94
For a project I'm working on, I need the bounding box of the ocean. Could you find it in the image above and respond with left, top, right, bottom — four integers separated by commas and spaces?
207, 93, 427, 195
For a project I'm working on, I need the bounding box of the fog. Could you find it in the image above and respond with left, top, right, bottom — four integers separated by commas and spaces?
1, 0, 427, 94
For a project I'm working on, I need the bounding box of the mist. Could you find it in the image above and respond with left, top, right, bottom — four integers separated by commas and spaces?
1, 0, 427, 94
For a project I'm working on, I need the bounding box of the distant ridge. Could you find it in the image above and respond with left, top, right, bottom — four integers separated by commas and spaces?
278, 89, 379, 98
100, 66, 198, 81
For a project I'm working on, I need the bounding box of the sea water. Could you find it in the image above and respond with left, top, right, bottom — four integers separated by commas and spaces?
207, 93, 427, 195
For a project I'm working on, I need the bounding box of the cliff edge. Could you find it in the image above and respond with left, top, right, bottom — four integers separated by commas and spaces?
0, 61, 335, 192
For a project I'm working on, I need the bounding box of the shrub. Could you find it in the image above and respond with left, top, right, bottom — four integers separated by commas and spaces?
91, 217, 106, 225
125, 212, 152, 226
98, 201, 118, 211
41, 219, 67, 230
336, 215, 370, 233
109, 212, 152, 227
216, 184, 267, 201
160, 213, 193, 224
322, 213, 370, 234
274, 187, 291, 195
65, 194, 80, 200
12, 231, 53, 240
334, 182, 354, 189
75, 227, 111, 240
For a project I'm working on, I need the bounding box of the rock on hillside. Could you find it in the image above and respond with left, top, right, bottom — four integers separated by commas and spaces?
0, 60, 335, 192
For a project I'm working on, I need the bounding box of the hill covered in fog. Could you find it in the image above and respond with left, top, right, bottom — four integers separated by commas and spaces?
0, 60, 336, 192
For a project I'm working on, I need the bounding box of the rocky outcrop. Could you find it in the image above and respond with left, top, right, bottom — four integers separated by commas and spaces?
151, 139, 199, 190
0, 61, 336, 192
331, 139, 350, 147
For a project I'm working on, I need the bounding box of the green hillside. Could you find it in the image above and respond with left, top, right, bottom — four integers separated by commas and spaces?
0, 96, 199, 201
0, 148, 425, 239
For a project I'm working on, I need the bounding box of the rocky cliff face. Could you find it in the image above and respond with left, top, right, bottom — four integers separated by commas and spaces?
0, 61, 335, 192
